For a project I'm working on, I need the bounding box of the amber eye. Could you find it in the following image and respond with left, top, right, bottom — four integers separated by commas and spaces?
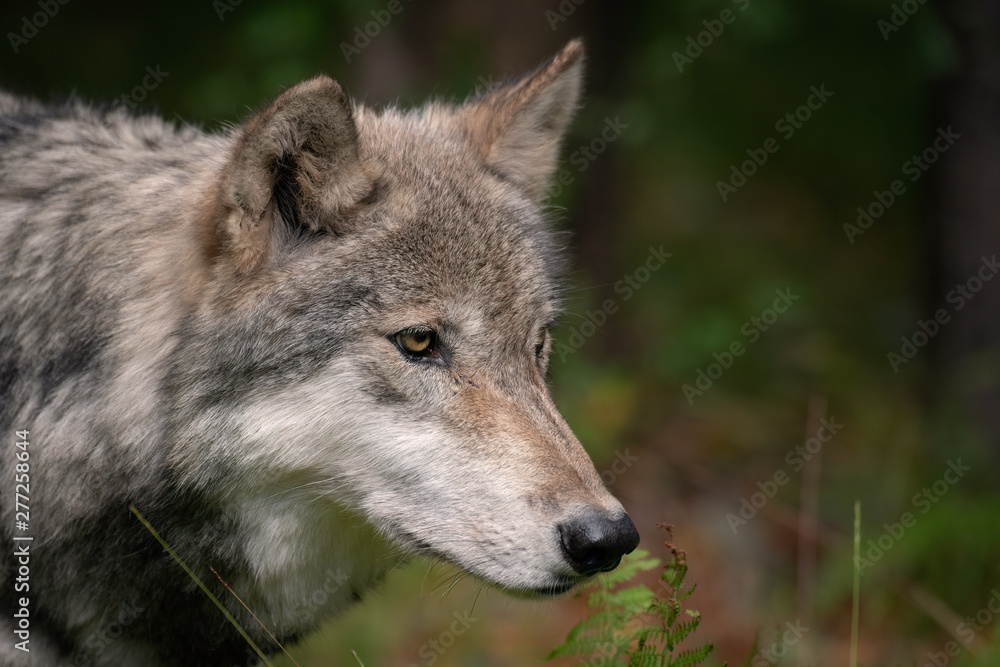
534, 329, 548, 359
394, 327, 438, 359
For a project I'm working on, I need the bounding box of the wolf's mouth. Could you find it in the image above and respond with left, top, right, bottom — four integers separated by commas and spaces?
544, 581, 578, 595
387, 525, 581, 596
507, 577, 579, 598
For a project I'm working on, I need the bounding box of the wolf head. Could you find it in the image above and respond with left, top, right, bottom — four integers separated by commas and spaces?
175, 40, 638, 598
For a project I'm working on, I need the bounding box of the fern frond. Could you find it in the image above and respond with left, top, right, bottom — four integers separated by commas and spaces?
673, 643, 715, 667
668, 616, 702, 645
548, 526, 721, 667
632, 626, 668, 647
629, 648, 667, 667
677, 582, 698, 602
547, 637, 605, 660
601, 549, 660, 586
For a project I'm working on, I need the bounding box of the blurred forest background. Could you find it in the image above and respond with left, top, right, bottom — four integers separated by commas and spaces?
2, 0, 998, 665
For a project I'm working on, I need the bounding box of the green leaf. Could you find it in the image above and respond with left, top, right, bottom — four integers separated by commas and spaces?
668, 617, 701, 645
673, 643, 715, 667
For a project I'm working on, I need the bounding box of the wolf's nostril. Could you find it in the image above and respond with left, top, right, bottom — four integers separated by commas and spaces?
558, 512, 640, 575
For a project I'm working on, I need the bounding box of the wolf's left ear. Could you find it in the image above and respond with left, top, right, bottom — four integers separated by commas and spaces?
210, 75, 371, 273
463, 40, 584, 202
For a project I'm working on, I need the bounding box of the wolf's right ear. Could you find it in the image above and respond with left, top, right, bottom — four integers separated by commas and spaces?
462, 40, 584, 203
206, 76, 371, 273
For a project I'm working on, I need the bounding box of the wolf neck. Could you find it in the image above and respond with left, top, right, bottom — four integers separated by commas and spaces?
219, 486, 402, 637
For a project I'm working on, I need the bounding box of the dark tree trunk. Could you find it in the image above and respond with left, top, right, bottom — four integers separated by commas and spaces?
936, 0, 1000, 445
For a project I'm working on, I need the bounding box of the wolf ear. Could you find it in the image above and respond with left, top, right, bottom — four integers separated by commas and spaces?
210, 75, 370, 272
463, 40, 584, 202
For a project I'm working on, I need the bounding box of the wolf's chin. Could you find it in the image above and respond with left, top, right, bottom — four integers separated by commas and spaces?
493, 577, 581, 599
381, 523, 584, 597
448, 559, 585, 599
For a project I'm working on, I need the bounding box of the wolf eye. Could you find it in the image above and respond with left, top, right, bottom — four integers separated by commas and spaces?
393, 327, 439, 360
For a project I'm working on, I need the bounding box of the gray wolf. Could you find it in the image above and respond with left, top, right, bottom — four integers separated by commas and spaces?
0, 39, 639, 666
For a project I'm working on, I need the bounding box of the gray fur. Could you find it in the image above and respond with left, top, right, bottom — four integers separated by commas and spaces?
0, 40, 636, 666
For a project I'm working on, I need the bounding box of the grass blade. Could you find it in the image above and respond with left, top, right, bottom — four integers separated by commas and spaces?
129, 505, 274, 667
850, 500, 860, 667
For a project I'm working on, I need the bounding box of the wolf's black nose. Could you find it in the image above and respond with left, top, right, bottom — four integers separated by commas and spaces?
558, 512, 640, 575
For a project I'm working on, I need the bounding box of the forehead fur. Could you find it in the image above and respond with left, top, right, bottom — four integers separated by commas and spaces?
348, 103, 567, 323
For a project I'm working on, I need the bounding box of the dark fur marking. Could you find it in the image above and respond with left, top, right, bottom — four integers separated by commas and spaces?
0, 355, 17, 426
166, 281, 379, 419
360, 177, 386, 206
37, 334, 108, 406
273, 152, 304, 231
360, 360, 409, 405
480, 162, 513, 185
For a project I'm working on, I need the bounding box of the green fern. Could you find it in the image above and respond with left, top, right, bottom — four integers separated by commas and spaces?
548, 524, 723, 667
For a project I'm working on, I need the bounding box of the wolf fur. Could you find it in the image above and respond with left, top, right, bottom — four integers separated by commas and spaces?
0, 40, 638, 666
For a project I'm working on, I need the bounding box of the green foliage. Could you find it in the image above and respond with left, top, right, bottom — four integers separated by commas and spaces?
549, 526, 722, 667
